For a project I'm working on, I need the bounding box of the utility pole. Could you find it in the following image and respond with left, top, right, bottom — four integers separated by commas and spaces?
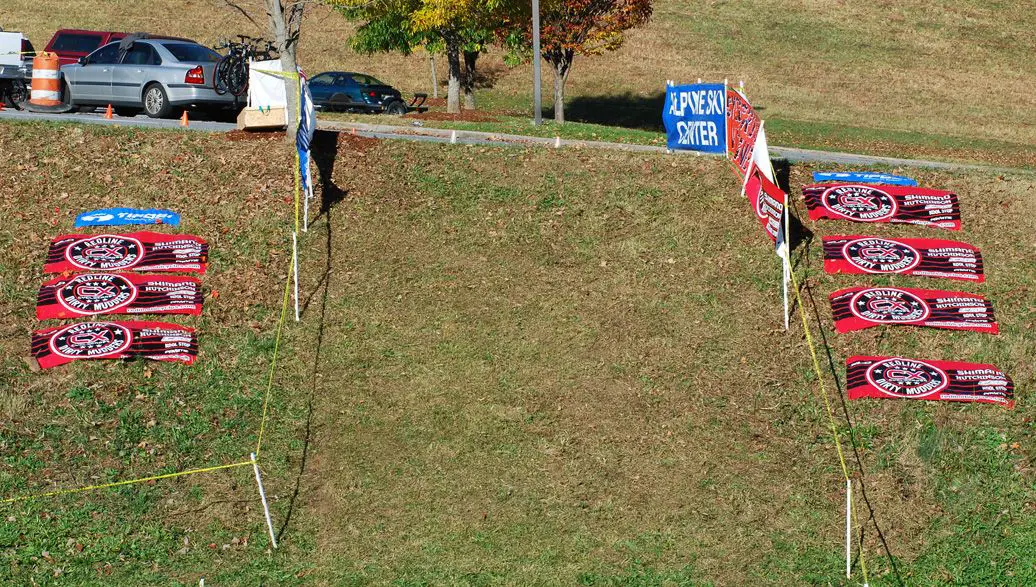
532, 0, 542, 125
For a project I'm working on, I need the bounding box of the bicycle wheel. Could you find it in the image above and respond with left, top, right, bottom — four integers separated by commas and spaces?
213, 55, 236, 95
228, 60, 249, 97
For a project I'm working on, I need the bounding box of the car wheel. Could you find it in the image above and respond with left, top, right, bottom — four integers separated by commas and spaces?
384, 100, 407, 115
329, 93, 348, 113
143, 83, 172, 118
61, 81, 74, 107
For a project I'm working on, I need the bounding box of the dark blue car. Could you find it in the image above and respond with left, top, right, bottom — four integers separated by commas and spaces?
308, 71, 419, 114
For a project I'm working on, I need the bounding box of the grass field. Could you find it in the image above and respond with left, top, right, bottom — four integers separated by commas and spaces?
0, 121, 1033, 584
6, 0, 1036, 160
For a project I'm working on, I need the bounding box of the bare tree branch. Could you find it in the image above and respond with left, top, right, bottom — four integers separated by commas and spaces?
216, 0, 262, 29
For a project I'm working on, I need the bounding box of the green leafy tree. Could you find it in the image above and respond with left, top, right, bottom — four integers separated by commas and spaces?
335, 0, 501, 113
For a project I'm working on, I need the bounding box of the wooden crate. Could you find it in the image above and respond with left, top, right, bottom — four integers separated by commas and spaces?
237, 107, 286, 130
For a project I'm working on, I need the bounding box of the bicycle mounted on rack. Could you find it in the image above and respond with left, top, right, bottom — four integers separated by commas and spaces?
212, 35, 278, 97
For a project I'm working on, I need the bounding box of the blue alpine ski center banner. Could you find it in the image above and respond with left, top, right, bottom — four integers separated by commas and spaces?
75, 208, 181, 228
662, 83, 727, 153
811, 171, 918, 187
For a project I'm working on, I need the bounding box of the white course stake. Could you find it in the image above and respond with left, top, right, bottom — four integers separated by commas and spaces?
292, 231, 300, 322
450, 130, 457, 144
846, 478, 852, 579
303, 182, 309, 233
252, 453, 279, 549
554, 136, 561, 149
782, 207, 790, 331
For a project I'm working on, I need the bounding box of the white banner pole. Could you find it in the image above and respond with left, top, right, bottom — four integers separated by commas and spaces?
292, 231, 300, 322
251, 453, 278, 549
783, 206, 790, 331
303, 179, 309, 233
845, 478, 852, 579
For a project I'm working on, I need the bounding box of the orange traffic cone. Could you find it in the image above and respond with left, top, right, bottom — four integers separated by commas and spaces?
104, 104, 113, 119
180, 110, 189, 128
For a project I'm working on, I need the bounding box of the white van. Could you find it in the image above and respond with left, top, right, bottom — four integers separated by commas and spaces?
0, 30, 35, 107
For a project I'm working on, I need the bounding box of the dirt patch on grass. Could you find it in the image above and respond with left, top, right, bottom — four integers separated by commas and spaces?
225, 129, 283, 142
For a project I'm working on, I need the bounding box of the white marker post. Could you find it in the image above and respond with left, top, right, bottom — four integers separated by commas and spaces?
303, 179, 309, 234
845, 478, 852, 579
450, 130, 457, 144
292, 231, 300, 322
251, 453, 278, 549
782, 206, 790, 331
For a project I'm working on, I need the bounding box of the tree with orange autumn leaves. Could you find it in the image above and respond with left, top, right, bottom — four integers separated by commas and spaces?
502, 0, 652, 122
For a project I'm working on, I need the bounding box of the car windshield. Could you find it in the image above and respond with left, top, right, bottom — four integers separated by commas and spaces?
161, 42, 220, 63
51, 33, 104, 54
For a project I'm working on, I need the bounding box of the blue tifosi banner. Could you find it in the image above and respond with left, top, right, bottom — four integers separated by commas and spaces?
812, 171, 918, 187
75, 208, 180, 227
662, 83, 727, 153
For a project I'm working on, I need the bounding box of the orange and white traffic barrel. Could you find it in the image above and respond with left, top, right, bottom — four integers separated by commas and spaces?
29, 52, 62, 107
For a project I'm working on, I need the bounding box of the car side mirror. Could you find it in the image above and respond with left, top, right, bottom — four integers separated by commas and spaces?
78, 56, 87, 65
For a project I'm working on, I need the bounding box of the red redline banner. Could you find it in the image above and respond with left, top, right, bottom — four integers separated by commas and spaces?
830, 286, 997, 334
744, 163, 786, 243
823, 235, 984, 282
44, 232, 208, 273
726, 88, 761, 178
802, 183, 961, 230
846, 355, 1014, 407
37, 273, 203, 319
31, 321, 198, 369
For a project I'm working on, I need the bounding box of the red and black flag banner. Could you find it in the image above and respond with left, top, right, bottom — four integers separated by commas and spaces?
802, 183, 961, 230
31, 321, 198, 369
846, 356, 1014, 407
743, 163, 786, 243
823, 236, 984, 282
37, 273, 203, 319
726, 88, 761, 178
830, 286, 997, 334
44, 232, 208, 273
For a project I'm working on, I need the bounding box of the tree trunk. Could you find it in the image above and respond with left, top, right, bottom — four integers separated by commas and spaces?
429, 54, 438, 99
462, 50, 479, 110
550, 49, 573, 124
445, 38, 461, 114
265, 0, 304, 138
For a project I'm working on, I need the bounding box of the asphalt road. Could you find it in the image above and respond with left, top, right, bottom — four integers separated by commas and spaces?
1, 107, 1023, 174
0, 107, 236, 132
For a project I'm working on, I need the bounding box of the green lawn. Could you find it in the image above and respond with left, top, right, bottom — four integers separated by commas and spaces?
0, 122, 1032, 584
319, 112, 1036, 171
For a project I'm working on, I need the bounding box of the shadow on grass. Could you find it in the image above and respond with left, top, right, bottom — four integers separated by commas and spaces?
311, 130, 349, 221
277, 134, 344, 541
563, 92, 666, 131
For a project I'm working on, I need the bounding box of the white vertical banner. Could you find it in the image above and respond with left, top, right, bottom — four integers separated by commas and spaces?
752, 123, 775, 183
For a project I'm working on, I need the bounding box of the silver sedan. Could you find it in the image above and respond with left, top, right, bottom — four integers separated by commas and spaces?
60, 39, 239, 118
